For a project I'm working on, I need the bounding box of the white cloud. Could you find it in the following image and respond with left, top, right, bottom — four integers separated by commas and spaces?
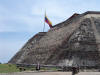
31, 0, 69, 18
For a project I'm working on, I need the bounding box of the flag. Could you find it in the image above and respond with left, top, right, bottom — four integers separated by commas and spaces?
45, 14, 52, 28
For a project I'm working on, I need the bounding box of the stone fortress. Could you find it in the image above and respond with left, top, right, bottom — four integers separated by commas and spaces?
9, 11, 100, 69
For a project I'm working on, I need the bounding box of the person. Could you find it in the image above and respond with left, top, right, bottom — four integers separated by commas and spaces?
72, 67, 79, 75
36, 63, 40, 71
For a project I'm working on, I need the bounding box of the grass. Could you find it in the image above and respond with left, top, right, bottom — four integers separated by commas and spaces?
0, 64, 20, 73
0, 64, 59, 73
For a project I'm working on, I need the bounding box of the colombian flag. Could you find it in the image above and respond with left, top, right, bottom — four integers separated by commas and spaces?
45, 15, 52, 28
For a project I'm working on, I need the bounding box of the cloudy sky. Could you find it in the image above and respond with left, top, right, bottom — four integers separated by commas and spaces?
0, 0, 100, 63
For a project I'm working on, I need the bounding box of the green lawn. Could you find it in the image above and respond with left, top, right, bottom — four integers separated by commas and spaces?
0, 64, 59, 73
0, 64, 19, 73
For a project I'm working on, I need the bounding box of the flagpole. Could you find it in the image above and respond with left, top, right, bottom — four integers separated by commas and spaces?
43, 18, 45, 32
43, 10, 46, 32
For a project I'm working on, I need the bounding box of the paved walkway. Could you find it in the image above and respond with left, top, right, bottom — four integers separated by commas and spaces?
0, 72, 100, 75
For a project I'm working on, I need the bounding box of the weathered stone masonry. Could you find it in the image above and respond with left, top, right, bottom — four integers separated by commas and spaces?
9, 11, 100, 68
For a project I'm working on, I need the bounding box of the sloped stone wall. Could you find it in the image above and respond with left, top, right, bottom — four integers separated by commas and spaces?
9, 12, 100, 68
56, 18, 100, 66
9, 32, 46, 63
21, 15, 82, 64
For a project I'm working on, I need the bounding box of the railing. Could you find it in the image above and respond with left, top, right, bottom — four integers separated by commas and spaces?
16, 63, 100, 71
